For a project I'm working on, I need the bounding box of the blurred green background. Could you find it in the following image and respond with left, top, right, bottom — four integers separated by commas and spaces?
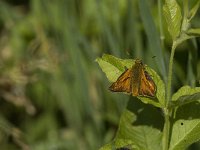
0, 0, 199, 150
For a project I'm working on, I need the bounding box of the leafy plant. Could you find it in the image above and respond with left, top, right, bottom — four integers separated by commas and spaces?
97, 0, 200, 150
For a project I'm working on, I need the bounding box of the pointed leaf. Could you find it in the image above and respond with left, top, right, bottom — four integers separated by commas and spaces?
169, 86, 200, 108
188, 0, 200, 21
169, 101, 200, 150
187, 28, 200, 36
96, 54, 165, 108
163, 0, 182, 40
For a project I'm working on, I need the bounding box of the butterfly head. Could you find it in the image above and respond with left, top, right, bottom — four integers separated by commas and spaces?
135, 58, 143, 65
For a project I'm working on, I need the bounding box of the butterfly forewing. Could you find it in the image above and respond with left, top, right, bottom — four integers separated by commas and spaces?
109, 68, 132, 93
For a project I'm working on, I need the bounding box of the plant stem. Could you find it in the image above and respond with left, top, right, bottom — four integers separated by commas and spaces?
166, 42, 177, 106
163, 108, 170, 150
163, 41, 177, 150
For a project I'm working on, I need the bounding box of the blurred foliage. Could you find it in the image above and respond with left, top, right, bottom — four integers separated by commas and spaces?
0, 0, 199, 150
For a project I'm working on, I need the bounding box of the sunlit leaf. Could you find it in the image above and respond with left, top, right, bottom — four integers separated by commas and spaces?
163, 0, 182, 40
169, 101, 200, 150
96, 54, 133, 82
169, 86, 200, 108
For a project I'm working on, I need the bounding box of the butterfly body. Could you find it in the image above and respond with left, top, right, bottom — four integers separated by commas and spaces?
109, 59, 156, 97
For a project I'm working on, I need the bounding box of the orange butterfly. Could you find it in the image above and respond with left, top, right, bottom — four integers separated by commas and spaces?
109, 59, 156, 97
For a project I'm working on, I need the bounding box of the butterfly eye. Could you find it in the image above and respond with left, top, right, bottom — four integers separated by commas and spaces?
135, 58, 142, 64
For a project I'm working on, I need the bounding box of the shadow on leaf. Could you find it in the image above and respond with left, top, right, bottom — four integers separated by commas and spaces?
127, 96, 164, 131
174, 101, 200, 120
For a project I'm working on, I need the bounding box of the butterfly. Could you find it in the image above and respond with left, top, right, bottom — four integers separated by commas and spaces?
109, 59, 156, 97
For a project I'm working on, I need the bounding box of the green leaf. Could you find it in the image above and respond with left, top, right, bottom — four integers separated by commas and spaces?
115, 106, 163, 150
169, 86, 200, 108
169, 101, 200, 150
99, 142, 113, 150
188, 0, 200, 21
163, 0, 182, 40
98, 97, 165, 150
173, 28, 200, 46
173, 32, 193, 47
187, 28, 200, 36
96, 54, 133, 82
144, 67, 165, 107
99, 139, 139, 150
96, 54, 165, 108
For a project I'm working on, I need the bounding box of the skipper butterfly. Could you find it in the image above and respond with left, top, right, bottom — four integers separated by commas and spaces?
109, 59, 156, 97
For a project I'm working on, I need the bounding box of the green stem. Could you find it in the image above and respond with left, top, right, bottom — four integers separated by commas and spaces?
163, 108, 170, 150
163, 41, 177, 150
166, 42, 177, 106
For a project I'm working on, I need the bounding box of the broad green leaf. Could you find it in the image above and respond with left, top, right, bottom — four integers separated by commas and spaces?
115, 108, 163, 150
163, 0, 182, 40
96, 54, 165, 108
169, 86, 200, 108
169, 101, 200, 150
188, 0, 200, 21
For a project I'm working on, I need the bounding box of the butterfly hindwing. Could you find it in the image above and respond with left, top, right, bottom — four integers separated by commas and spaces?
139, 71, 156, 97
